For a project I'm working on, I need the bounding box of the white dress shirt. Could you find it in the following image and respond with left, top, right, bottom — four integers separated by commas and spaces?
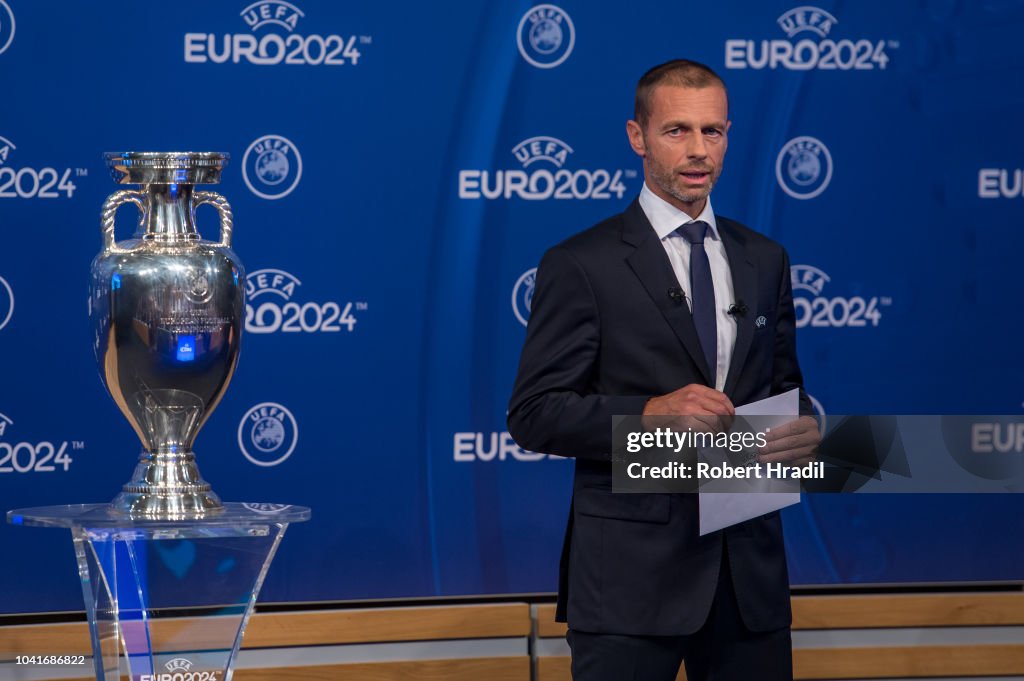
638, 183, 737, 391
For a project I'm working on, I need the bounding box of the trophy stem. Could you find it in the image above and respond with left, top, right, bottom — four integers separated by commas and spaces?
113, 450, 224, 519
140, 183, 201, 242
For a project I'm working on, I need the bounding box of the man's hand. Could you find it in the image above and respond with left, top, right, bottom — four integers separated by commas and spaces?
643, 385, 735, 432
758, 415, 820, 465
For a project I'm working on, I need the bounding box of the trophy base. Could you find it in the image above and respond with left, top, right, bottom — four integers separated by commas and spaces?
112, 489, 224, 519
113, 449, 224, 519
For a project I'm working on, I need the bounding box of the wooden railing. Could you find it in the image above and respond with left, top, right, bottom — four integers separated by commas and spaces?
0, 603, 532, 681
4, 593, 1024, 681
536, 593, 1024, 680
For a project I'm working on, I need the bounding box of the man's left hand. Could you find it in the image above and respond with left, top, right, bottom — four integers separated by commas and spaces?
757, 415, 820, 466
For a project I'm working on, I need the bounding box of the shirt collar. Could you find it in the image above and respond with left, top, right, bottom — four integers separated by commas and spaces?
639, 182, 720, 241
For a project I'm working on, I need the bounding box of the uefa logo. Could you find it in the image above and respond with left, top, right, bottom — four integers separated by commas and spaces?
242, 502, 293, 514
791, 264, 830, 296
0, 275, 13, 332
140, 657, 220, 681
775, 136, 832, 200
238, 402, 299, 467
516, 4, 575, 69
776, 6, 837, 38
0, 1, 15, 56
512, 267, 537, 327
241, 1, 304, 30
184, 269, 213, 304
0, 135, 12, 166
242, 134, 303, 200
808, 393, 827, 434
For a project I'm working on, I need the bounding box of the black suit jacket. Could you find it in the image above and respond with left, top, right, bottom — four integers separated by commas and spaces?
507, 198, 811, 636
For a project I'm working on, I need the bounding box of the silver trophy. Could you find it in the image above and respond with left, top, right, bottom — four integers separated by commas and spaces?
90, 152, 243, 519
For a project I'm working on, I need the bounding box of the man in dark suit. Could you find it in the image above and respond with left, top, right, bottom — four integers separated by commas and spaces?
507, 60, 820, 681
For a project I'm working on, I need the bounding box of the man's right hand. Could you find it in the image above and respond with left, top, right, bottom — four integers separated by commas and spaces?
642, 384, 735, 431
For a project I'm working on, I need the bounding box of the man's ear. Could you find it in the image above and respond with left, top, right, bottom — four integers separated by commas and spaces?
626, 120, 646, 158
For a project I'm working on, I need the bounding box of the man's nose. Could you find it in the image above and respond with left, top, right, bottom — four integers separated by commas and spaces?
686, 134, 708, 159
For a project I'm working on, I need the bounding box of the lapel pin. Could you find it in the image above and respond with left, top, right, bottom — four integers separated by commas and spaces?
755, 315, 767, 328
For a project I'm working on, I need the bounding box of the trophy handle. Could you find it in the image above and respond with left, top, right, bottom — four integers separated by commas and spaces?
100, 190, 146, 254
193, 191, 234, 248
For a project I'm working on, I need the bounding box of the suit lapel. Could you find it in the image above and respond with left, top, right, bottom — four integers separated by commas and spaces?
622, 201, 715, 386
719, 218, 758, 396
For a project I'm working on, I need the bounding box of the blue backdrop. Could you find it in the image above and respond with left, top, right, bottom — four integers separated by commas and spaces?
1, 0, 1023, 614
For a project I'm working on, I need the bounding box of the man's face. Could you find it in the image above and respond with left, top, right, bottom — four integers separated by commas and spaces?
627, 84, 730, 215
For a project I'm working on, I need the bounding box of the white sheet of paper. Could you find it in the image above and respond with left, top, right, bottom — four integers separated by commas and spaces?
698, 389, 802, 536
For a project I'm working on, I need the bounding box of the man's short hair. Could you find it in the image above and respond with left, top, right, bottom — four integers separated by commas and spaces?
634, 59, 728, 130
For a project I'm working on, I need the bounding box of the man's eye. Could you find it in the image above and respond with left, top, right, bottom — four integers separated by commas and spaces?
667, 128, 682, 136
704, 129, 722, 137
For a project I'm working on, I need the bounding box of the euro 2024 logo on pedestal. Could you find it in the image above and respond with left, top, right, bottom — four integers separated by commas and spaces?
243, 502, 293, 514
517, 4, 575, 69
140, 657, 220, 681
238, 402, 298, 467
242, 134, 302, 200
776, 136, 832, 200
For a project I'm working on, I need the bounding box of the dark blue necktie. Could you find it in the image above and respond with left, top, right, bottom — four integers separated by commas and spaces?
678, 221, 717, 381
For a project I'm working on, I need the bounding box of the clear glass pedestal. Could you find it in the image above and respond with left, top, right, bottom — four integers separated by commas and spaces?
7, 503, 310, 681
